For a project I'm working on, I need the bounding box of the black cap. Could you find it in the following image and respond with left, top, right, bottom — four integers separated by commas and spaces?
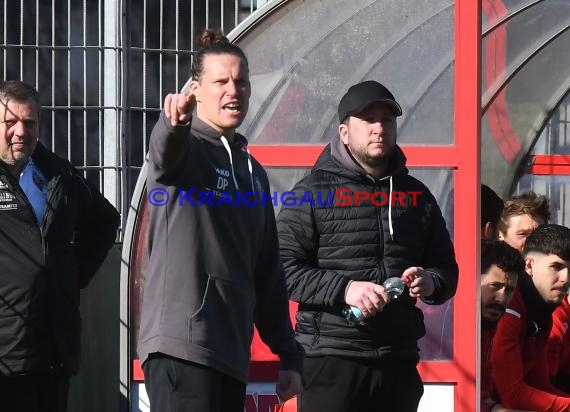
338, 80, 402, 123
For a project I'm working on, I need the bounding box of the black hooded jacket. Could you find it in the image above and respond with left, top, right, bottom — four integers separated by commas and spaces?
0, 143, 119, 376
277, 138, 458, 361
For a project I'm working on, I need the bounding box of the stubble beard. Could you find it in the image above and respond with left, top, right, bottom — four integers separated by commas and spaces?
360, 144, 394, 171
0, 150, 29, 171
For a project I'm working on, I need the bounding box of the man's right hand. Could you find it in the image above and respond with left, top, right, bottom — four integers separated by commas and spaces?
276, 370, 302, 402
345, 281, 390, 319
163, 91, 196, 126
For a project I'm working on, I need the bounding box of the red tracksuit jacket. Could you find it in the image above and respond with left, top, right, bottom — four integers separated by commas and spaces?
481, 326, 497, 412
491, 275, 570, 411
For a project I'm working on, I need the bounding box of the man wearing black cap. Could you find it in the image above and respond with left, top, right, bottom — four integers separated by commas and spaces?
276, 80, 458, 411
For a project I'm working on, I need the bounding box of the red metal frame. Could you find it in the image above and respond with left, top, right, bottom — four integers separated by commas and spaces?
131, 2, 480, 411
249, 146, 460, 168
246, 2, 481, 408
252, 3, 481, 412
529, 155, 570, 175
453, 1, 480, 411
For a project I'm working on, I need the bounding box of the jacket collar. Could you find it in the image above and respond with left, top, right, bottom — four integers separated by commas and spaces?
31, 142, 71, 180
190, 114, 249, 151
518, 272, 555, 335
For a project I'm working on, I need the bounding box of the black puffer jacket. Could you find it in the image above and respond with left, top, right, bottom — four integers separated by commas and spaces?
277, 139, 458, 362
0, 143, 120, 376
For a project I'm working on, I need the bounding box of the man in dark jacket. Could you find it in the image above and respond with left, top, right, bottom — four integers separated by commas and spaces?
0, 80, 120, 412
479, 240, 523, 412
277, 80, 458, 412
137, 30, 303, 412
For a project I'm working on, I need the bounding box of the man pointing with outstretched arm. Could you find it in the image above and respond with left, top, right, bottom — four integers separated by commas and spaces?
138, 29, 303, 412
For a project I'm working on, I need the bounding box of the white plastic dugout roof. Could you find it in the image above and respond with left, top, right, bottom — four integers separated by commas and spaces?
123, 1, 570, 411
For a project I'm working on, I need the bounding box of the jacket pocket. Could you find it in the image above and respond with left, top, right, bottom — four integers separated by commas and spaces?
189, 273, 253, 368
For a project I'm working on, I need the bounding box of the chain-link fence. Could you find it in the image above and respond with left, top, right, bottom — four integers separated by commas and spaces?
0, 0, 261, 239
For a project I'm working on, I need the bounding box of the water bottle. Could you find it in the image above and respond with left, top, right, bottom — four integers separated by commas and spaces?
383, 276, 405, 299
342, 305, 367, 326
343, 277, 405, 325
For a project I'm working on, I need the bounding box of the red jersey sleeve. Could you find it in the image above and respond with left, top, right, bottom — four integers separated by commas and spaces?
549, 299, 570, 376
482, 327, 496, 409
491, 289, 570, 411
